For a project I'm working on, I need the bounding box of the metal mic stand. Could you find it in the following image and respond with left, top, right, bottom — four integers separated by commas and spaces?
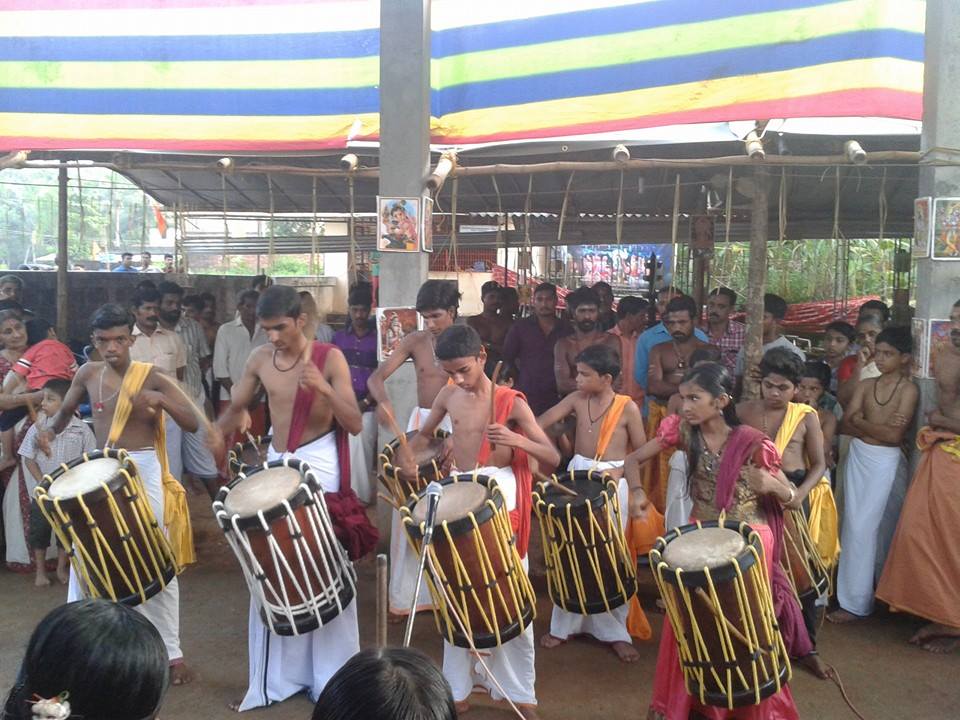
404, 483, 442, 647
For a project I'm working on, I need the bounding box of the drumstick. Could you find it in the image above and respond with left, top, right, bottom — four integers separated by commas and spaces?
693, 587, 771, 656
376, 553, 389, 648
245, 431, 266, 463
381, 405, 407, 448
487, 360, 503, 451
534, 471, 579, 497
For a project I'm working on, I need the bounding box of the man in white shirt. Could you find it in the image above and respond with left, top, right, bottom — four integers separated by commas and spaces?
213, 289, 268, 439
734, 293, 805, 396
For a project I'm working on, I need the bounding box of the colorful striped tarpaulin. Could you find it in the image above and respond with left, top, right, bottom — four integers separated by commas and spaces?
0, 0, 925, 152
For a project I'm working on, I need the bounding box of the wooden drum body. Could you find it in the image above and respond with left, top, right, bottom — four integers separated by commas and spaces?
533, 469, 637, 614
228, 434, 272, 481
35, 449, 178, 606
378, 429, 449, 507
213, 458, 356, 636
781, 508, 830, 601
650, 520, 791, 710
401, 473, 536, 649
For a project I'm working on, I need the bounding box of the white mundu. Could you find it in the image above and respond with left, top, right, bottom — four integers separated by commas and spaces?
237, 432, 359, 711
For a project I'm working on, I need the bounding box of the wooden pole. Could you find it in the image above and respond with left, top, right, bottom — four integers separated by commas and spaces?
376, 553, 388, 648
742, 167, 769, 400
56, 166, 69, 340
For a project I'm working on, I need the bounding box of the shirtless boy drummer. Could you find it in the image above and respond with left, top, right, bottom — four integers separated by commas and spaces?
39, 304, 199, 686
212, 285, 363, 711
537, 344, 645, 662
367, 279, 459, 621
402, 325, 560, 719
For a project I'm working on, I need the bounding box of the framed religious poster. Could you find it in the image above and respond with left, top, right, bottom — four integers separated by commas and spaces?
377, 196, 421, 252
932, 197, 960, 260
421, 196, 434, 252
913, 196, 932, 259
376, 307, 420, 362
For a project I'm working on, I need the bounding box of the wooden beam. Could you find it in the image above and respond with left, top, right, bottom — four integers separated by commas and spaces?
742, 166, 769, 400
56, 166, 68, 339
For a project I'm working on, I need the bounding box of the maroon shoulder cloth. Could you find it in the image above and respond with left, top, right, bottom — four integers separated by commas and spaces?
289, 341, 378, 561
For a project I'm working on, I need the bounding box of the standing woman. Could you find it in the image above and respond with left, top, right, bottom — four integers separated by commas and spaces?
624, 362, 807, 720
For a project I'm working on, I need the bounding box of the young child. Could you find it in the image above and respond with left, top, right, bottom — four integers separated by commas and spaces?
536, 344, 646, 662
19, 378, 96, 586
823, 321, 855, 393
402, 325, 559, 720
797, 361, 839, 468
830, 326, 918, 623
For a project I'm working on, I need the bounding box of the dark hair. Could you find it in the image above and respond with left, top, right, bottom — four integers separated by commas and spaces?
131, 287, 161, 309
348, 282, 373, 308
616, 296, 648, 319
497, 359, 518, 384
679, 362, 739, 482
257, 284, 300, 320
824, 320, 855, 342
251, 274, 271, 289
0, 274, 23, 290
91, 304, 135, 331
954, 298, 960, 308
0, 309, 24, 327
709, 287, 737, 305
42, 378, 72, 400
0, 299, 24, 316
199, 291, 216, 306
763, 293, 788, 320
690, 345, 722, 366
802, 360, 832, 388
134, 279, 157, 292
311, 648, 455, 720
121, 252, 133, 259
759, 346, 805, 386
575, 344, 620, 381
435, 325, 482, 360
24, 318, 52, 346
533, 282, 557, 297
664, 295, 698, 319
141, 251, 151, 258
3, 600, 167, 720
592, 280, 612, 294
856, 314, 884, 331
415, 280, 460, 315
238, 289, 260, 307
858, 299, 890, 323
156, 281, 183, 298
876, 326, 912, 355
566, 286, 600, 312
182, 294, 204, 311
480, 280, 501, 299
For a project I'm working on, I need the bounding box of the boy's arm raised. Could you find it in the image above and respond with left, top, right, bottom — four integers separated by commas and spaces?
368, 334, 415, 427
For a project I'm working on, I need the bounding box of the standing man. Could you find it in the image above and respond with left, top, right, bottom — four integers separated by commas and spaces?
213, 290, 268, 438
734, 293, 805, 395
163, 254, 176, 273
554, 286, 621, 396
211, 285, 363, 712
704, 287, 745, 374
39, 303, 199, 685
129, 288, 186, 382
366, 279, 459, 621
157, 281, 220, 497
141, 251, 161, 273
608, 296, 648, 408
333, 282, 379, 505
112, 252, 138, 273
502, 282, 571, 416
593, 281, 617, 331
0, 275, 24, 303
467, 281, 513, 375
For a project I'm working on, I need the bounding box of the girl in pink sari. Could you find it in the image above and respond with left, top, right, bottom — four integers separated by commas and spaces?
624, 362, 806, 720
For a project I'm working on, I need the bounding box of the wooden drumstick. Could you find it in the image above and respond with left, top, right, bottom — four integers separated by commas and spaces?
245, 431, 266, 463
693, 587, 771, 656
534, 471, 579, 497
488, 360, 503, 450
381, 405, 407, 448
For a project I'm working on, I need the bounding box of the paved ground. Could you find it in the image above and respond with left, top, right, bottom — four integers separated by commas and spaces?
1, 493, 957, 720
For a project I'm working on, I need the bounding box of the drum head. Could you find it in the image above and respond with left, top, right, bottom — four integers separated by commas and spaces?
48, 457, 121, 499
224, 467, 303, 518
412, 481, 488, 524
661, 527, 746, 571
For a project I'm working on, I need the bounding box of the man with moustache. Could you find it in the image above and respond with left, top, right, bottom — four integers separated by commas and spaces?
467, 281, 513, 375
553, 286, 621, 397
704, 287, 745, 374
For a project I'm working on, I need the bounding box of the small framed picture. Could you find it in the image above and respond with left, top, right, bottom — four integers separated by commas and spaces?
913, 197, 932, 259
377, 196, 421, 252
928, 319, 952, 377
911, 318, 929, 378
376, 307, 420, 362
421, 195, 434, 252
932, 197, 960, 260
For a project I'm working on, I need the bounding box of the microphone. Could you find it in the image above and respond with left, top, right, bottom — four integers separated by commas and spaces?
422, 481, 443, 545
404, 480, 444, 648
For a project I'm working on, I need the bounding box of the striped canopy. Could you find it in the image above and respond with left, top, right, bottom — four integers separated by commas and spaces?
0, 0, 925, 152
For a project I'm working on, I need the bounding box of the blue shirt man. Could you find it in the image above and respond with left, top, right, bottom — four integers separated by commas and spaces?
112, 253, 138, 272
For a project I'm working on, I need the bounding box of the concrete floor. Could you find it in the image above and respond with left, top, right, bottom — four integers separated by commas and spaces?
1, 493, 957, 720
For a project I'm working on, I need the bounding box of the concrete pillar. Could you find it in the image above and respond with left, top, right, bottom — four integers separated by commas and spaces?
916, 0, 960, 422
378, 0, 432, 432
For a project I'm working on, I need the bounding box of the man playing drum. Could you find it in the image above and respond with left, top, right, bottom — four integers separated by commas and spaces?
37, 303, 199, 686
367, 280, 459, 622
400, 325, 559, 719
211, 285, 364, 712
536, 344, 645, 662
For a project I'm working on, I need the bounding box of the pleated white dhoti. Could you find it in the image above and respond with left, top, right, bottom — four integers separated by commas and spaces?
664, 450, 692, 532
236, 432, 360, 711
347, 409, 378, 505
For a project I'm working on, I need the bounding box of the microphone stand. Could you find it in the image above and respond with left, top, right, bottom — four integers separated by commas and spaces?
403, 482, 442, 648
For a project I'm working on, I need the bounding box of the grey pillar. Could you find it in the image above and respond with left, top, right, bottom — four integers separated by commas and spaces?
916, 0, 960, 424
378, 0, 431, 431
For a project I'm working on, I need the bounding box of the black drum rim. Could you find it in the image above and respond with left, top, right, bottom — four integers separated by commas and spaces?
447, 601, 535, 649
649, 519, 761, 588
686, 660, 790, 708
213, 457, 322, 532
259, 580, 355, 637
533, 468, 619, 518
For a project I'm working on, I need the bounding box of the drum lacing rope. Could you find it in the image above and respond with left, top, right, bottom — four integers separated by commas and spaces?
823, 662, 870, 720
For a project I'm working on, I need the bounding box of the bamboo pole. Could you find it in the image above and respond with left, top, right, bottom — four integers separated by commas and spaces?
742, 167, 770, 400
56, 166, 68, 340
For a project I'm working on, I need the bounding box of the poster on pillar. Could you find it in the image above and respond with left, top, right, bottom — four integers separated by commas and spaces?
913, 197, 932, 259
376, 307, 421, 363
932, 198, 960, 260
377, 197, 421, 252
911, 318, 928, 379
421, 196, 434, 253
928, 319, 953, 378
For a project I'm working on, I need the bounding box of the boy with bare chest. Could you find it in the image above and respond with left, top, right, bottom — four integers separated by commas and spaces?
402, 325, 559, 719
831, 326, 918, 623
39, 304, 200, 686
536, 344, 645, 661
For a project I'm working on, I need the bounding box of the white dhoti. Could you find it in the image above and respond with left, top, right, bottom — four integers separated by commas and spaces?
347, 410, 378, 505
443, 465, 537, 706
237, 432, 360, 711
665, 451, 692, 532
836, 439, 907, 617
67, 449, 182, 663
388, 407, 452, 615
547, 455, 630, 644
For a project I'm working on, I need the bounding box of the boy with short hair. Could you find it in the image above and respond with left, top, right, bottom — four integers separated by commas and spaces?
823, 321, 855, 393
20, 378, 96, 587
797, 361, 839, 468
402, 325, 559, 720
830, 326, 918, 623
